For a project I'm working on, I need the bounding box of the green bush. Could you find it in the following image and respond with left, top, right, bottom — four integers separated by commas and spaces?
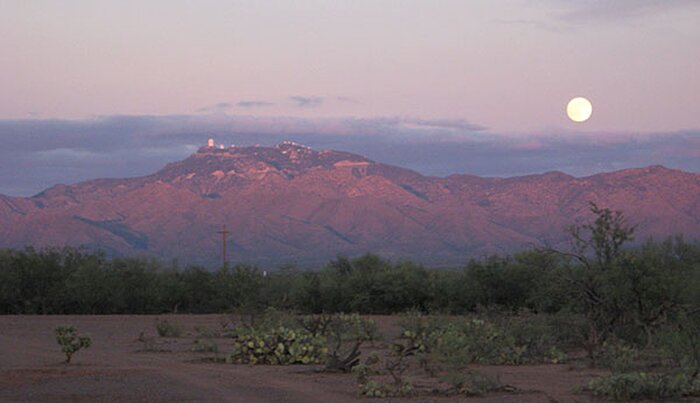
54, 325, 91, 363
325, 313, 378, 372
192, 337, 218, 353
546, 309, 587, 347
432, 319, 531, 365
353, 368, 412, 398
359, 380, 391, 398
600, 340, 640, 372
351, 364, 373, 385
297, 314, 334, 337
396, 312, 436, 356
544, 346, 567, 364
352, 362, 411, 398
156, 318, 183, 337
497, 311, 562, 361
395, 313, 566, 373
136, 331, 167, 352
659, 313, 700, 375
441, 370, 505, 397
589, 371, 700, 401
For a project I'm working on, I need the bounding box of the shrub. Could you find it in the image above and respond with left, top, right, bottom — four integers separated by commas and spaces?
136, 331, 168, 352
325, 313, 379, 372
193, 337, 218, 353
600, 340, 640, 372
351, 364, 373, 385
298, 314, 333, 337
359, 380, 392, 398
227, 326, 327, 365
659, 313, 700, 376
429, 319, 521, 365
396, 312, 435, 356
156, 318, 183, 337
54, 325, 91, 363
588, 371, 700, 401
497, 311, 560, 361
544, 346, 567, 364
354, 368, 412, 398
442, 370, 507, 397
397, 314, 564, 369
430, 319, 531, 365
546, 309, 587, 347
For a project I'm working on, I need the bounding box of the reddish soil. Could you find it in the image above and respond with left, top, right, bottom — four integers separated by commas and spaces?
0, 315, 606, 402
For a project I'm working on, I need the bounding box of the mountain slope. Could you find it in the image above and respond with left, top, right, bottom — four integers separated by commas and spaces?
1, 141, 698, 266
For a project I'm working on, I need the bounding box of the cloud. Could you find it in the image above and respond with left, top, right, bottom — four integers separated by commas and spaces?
197, 102, 232, 114
0, 115, 697, 197
555, 0, 699, 23
340, 117, 486, 140
336, 96, 357, 103
495, 1, 699, 33
491, 18, 561, 33
237, 100, 273, 108
400, 118, 486, 132
290, 96, 324, 108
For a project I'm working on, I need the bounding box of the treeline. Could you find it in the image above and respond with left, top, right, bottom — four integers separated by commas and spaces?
1, 236, 699, 318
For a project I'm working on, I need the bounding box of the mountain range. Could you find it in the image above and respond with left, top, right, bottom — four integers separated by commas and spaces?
1, 140, 698, 267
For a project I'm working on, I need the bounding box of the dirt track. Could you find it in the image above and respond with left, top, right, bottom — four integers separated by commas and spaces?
0, 315, 604, 402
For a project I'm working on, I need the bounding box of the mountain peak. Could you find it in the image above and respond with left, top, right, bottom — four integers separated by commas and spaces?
154, 141, 375, 191
2, 142, 698, 267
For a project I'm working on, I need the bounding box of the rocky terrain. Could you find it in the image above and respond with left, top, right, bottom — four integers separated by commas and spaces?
1, 140, 698, 267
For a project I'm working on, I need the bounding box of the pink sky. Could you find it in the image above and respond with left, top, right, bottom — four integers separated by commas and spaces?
1, 0, 699, 133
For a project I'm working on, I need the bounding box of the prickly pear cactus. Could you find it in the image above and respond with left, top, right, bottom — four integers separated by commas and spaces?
227, 326, 327, 365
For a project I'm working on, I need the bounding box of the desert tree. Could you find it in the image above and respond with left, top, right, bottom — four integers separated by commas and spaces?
547, 202, 635, 362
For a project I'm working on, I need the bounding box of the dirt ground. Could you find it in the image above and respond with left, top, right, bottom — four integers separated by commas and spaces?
0, 315, 607, 402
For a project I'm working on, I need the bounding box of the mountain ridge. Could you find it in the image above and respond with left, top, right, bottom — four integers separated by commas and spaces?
1, 141, 698, 267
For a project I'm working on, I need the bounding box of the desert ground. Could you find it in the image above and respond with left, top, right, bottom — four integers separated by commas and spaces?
1, 315, 608, 402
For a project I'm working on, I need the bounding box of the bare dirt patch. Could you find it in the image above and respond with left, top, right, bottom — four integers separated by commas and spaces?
1, 315, 603, 402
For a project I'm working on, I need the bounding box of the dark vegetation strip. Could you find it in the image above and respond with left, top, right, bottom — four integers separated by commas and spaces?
1, 231, 698, 320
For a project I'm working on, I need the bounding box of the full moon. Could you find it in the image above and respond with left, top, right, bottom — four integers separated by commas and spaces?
566, 97, 593, 122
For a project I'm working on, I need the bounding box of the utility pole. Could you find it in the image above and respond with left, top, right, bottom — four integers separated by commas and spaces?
218, 224, 230, 268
